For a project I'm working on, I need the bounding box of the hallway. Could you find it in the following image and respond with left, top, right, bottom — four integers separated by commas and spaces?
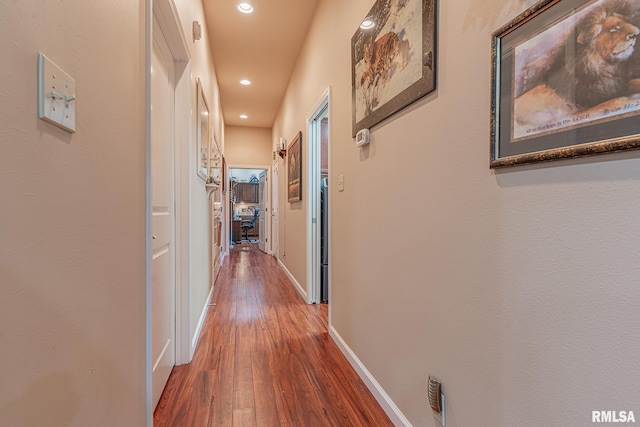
153, 244, 393, 426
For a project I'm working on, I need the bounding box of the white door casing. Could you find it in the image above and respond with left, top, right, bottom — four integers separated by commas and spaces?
271, 159, 279, 257
258, 171, 267, 253
151, 17, 176, 409
307, 88, 330, 304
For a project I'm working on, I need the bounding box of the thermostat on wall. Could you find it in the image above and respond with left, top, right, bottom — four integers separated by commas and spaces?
355, 128, 370, 147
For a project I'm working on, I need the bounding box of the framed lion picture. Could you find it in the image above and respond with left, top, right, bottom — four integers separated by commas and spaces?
491, 0, 640, 168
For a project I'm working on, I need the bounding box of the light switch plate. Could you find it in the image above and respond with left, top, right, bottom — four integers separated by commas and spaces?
338, 174, 344, 192
38, 53, 76, 133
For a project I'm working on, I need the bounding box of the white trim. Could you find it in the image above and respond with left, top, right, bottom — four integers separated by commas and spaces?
258, 169, 270, 255
174, 62, 192, 366
153, 339, 172, 373
229, 164, 272, 169
306, 87, 330, 304
152, 0, 192, 368
278, 259, 307, 301
147, 2, 191, 422
329, 326, 412, 427
227, 164, 271, 254
222, 161, 230, 257
326, 92, 333, 326
152, 0, 191, 62
144, 0, 152, 424
271, 158, 279, 257
191, 284, 215, 353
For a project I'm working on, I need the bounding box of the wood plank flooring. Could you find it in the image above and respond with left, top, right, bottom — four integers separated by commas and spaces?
154, 243, 393, 427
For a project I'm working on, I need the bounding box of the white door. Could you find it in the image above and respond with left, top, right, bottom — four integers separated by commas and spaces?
151, 18, 176, 409
271, 160, 279, 257
258, 171, 267, 253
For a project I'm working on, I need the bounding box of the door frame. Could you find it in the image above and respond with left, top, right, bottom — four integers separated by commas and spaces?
227, 165, 271, 253
306, 87, 331, 305
258, 170, 268, 253
146, 0, 191, 424
271, 158, 279, 258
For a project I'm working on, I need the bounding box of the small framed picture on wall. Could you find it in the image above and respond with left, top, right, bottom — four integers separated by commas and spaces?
287, 131, 302, 202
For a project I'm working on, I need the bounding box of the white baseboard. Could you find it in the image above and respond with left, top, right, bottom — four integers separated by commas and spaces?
329, 325, 412, 427
191, 284, 215, 357
277, 259, 307, 301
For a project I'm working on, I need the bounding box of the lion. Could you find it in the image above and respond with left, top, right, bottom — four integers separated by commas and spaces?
556, 0, 640, 108
514, 0, 640, 129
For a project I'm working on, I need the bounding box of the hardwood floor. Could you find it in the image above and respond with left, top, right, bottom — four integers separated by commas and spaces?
154, 244, 393, 427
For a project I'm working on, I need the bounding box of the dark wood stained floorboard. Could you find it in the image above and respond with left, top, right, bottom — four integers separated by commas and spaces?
154, 243, 393, 427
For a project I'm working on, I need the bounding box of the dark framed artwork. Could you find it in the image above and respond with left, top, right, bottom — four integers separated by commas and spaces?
221, 156, 226, 194
287, 131, 302, 203
351, 0, 436, 136
491, 0, 640, 168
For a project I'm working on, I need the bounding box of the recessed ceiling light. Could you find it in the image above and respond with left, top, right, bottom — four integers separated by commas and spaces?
360, 18, 375, 30
237, 3, 253, 13
240, 79, 251, 86
240, 114, 248, 119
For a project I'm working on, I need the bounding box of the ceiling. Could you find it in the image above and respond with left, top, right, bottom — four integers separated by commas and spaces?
202, 0, 321, 129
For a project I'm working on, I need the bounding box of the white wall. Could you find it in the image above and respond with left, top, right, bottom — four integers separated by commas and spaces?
273, 0, 640, 425
0, 1, 146, 425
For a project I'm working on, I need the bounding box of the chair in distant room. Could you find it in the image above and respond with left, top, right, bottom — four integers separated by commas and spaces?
240, 209, 259, 242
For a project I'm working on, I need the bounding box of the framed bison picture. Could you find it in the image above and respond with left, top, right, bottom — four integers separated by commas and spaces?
351, 0, 436, 137
491, 0, 640, 168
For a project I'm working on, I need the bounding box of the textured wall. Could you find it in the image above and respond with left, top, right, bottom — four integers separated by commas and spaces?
0, 0, 147, 425
273, 0, 640, 424
225, 126, 273, 168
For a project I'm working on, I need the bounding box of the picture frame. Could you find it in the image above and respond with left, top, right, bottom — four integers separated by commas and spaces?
491, 0, 640, 168
351, 0, 436, 137
196, 78, 210, 181
287, 131, 302, 203
221, 156, 226, 194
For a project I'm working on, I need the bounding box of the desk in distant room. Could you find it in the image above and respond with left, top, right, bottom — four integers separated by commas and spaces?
232, 220, 242, 243
232, 216, 259, 242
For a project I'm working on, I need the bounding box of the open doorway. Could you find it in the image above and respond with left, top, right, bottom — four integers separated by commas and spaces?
307, 88, 330, 305
228, 167, 269, 253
